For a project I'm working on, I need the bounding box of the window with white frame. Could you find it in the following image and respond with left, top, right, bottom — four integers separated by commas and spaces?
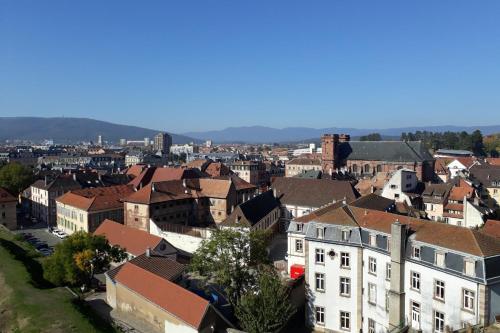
412, 246, 421, 259
315, 273, 325, 291
411, 271, 420, 291
317, 227, 325, 239
370, 234, 377, 246
315, 306, 325, 325
368, 283, 377, 304
342, 230, 349, 241
435, 252, 445, 267
387, 237, 391, 252
464, 259, 476, 277
315, 248, 325, 264
434, 310, 445, 332
295, 239, 303, 253
340, 277, 350, 296
434, 280, 445, 301
296, 223, 304, 232
368, 318, 375, 333
341, 252, 350, 268
463, 289, 475, 312
340, 311, 350, 330
368, 257, 377, 275
386, 263, 391, 280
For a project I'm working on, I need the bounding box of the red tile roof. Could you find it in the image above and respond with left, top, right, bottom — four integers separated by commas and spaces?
94, 219, 162, 256
481, 219, 500, 240
114, 262, 209, 329
301, 204, 500, 257
486, 158, 500, 166
124, 178, 234, 204
56, 185, 134, 212
128, 166, 202, 189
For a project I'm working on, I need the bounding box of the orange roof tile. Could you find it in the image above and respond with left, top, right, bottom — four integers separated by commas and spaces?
114, 262, 209, 329
56, 185, 134, 212
481, 219, 500, 240
94, 219, 162, 256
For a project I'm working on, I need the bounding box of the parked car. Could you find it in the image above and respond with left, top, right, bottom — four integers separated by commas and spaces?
35, 243, 49, 250
38, 248, 53, 256
54, 230, 68, 239
22, 233, 34, 240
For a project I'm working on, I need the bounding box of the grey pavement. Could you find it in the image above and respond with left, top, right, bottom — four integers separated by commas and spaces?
14, 222, 62, 247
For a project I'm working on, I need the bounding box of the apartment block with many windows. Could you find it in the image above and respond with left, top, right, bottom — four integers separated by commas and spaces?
287, 203, 500, 332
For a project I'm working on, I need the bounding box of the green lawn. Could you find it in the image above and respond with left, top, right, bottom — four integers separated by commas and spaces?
0, 227, 118, 333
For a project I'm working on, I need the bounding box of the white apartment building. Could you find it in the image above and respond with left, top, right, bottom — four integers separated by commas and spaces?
287, 204, 500, 333
381, 169, 418, 205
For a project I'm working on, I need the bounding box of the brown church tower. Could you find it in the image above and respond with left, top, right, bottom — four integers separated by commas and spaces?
321, 133, 350, 174
321, 134, 339, 174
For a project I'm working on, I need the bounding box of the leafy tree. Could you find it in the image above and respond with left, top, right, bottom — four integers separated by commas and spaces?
189, 228, 270, 306
484, 134, 500, 157
235, 266, 296, 333
360, 133, 382, 141
43, 231, 126, 288
0, 162, 33, 195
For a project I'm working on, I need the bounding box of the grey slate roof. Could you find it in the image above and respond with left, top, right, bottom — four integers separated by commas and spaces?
271, 177, 358, 208
337, 141, 433, 163
470, 165, 500, 188
221, 191, 279, 228
350, 193, 395, 212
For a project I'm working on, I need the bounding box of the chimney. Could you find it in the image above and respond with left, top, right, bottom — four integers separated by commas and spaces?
339, 134, 350, 143
44, 176, 48, 186
389, 220, 407, 330
146, 247, 151, 257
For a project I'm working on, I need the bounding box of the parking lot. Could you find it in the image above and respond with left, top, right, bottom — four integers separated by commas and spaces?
14, 222, 64, 256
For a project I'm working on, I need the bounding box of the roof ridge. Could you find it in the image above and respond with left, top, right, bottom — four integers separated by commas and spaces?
342, 205, 359, 227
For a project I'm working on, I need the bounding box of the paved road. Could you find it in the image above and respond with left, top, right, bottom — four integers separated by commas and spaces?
14, 222, 62, 248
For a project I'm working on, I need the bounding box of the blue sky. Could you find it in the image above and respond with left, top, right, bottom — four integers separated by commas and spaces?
1, 1, 500, 133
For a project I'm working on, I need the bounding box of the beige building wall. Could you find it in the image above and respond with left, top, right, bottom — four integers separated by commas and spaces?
125, 202, 151, 231
0, 201, 17, 230
285, 164, 321, 177
56, 202, 88, 234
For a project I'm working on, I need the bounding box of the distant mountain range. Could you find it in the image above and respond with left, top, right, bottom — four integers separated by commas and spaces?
0, 117, 199, 144
1, 117, 498, 145
184, 125, 500, 143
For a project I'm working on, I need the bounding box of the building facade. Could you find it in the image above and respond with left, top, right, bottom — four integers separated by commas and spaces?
153, 132, 172, 155
287, 204, 500, 332
0, 187, 17, 230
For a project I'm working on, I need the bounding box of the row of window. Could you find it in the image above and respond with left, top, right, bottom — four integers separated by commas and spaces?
410, 271, 475, 311
412, 245, 476, 276
314, 270, 474, 313
316, 297, 474, 332
315, 307, 352, 330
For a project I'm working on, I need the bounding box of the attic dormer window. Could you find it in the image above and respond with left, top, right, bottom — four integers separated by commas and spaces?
316, 227, 325, 239
342, 230, 349, 241
464, 259, 476, 277
297, 223, 304, 232
435, 252, 446, 268
369, 234, 377, 247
